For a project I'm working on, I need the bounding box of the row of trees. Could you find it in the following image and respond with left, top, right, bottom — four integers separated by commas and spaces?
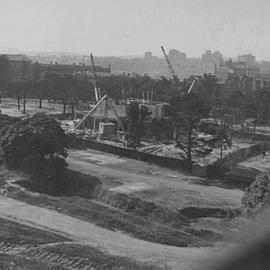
6, 74, 94, 115
2, 55, 270, 128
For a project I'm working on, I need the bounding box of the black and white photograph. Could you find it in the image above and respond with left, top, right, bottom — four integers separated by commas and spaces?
1, 0, 270, 269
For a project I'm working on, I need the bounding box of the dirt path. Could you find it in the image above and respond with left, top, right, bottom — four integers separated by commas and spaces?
0, 195, 218, 270
68, 150, 243, 209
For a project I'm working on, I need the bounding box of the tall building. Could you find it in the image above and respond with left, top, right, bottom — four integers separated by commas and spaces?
201, 50, 223, 65
260, 61, 270, 74
237, 53, 256, 66
168, 49, 186, 62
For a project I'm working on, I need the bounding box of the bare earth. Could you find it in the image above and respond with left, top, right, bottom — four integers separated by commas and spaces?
0, 195, 217, 270
68, 149, 243, 209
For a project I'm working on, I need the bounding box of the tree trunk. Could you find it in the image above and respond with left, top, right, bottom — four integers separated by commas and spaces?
253, 119, 257, 133
23, 96, 26, 114
187, 125, 193, 171
17, 97, 20, 110
71, 102, 75, 118
63, 103, 66, 114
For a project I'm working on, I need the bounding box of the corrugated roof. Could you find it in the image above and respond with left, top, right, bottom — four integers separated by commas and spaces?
0, 54, 31, 62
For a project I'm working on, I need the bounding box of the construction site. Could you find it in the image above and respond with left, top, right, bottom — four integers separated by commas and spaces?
3, 0, 270, 269
1, 46, 270, 270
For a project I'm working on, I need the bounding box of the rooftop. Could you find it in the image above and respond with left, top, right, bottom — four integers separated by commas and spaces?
0, 54, 32, 62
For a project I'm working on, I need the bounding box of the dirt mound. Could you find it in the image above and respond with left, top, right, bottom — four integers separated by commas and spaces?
92, 186, 223, 243
93, 186, 188, 227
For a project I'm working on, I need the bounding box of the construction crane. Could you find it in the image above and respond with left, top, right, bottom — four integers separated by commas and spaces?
90, 53, 102, 101
161, 46, 180, 88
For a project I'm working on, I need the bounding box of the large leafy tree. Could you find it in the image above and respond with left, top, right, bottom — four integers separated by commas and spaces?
1, 113, 68, 178
171, 92, 212, 168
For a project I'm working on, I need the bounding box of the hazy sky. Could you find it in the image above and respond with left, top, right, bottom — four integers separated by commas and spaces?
1, 0, 270, 59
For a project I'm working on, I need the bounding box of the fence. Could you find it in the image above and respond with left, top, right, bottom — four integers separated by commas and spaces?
233, 130, 270, 142
68, 135, 189, 171
207, 142, 270, 177
51, 113, 84, 121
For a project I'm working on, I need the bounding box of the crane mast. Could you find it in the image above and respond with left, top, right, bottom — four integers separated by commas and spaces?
161, 46, 180, 87
90, 53, 101, 101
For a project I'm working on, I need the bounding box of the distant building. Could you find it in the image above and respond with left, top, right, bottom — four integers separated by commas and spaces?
201, 50, 223, 75
0, 54, 32, 79
249, 73, 270, 90
225, 73, 252, 92
238, 53, 256, 66
0, 53, 110, 79
144, 51, 153, 60
201, 50, 223, 65
224, 71, 270, 92
215, 66, 232, 84
168, 49, 186, 62
1, 54, 31, 62
39, 62, 111, 78
215, 57, 270, 91
260, 61, 270, 74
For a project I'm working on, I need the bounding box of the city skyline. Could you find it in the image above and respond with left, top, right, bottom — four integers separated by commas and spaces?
1, 0, 270, 60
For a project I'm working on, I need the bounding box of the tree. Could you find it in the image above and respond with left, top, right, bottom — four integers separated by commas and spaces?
171, 92, 212, 169
2, 113, 68, 178
240, 90, 270, 132
65, 75, 92, 118
215, 126, 232, 158
149, 118, 174, 141
125, 102, 151, 149
35, 78, 47, 108
10, 79, 29, 112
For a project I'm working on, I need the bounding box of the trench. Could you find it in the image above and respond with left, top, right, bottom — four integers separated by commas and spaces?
178, 207, 242, 220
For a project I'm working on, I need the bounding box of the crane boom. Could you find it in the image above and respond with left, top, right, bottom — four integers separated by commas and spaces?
161, 46, 177, 78
187, 79, 196, 94
90, 53, 101, 101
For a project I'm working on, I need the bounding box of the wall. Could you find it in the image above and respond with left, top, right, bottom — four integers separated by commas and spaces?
207, 142, 270, 178
68, 135, 189, 171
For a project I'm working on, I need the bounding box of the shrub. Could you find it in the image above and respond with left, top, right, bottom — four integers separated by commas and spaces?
1, 113, 68, 178
242, 173, 270, 217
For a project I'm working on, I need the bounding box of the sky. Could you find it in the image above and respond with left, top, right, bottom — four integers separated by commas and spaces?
1, 0, 270, 59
